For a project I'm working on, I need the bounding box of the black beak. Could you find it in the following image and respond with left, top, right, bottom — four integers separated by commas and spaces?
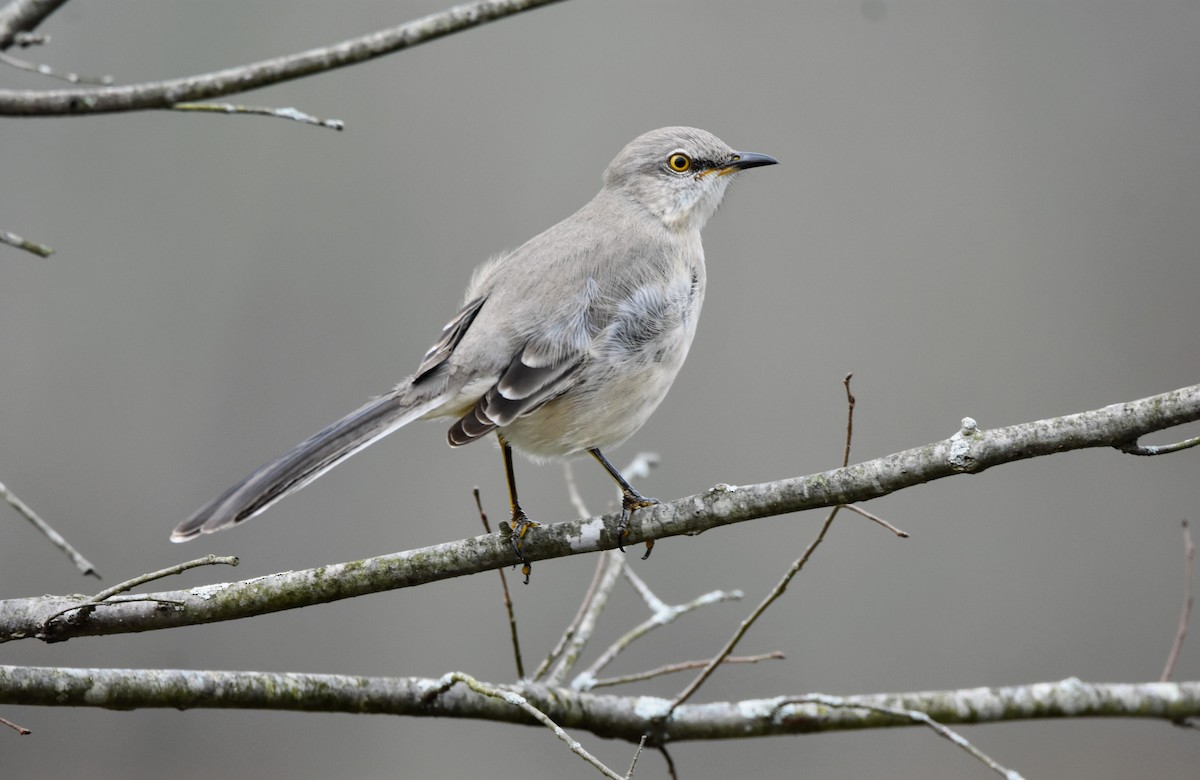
728, 151, 779, 171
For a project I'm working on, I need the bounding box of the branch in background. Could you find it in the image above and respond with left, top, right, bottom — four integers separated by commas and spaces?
0, 0, 570, 117
1, 667, 1196, 743
2, 384, 1198, 644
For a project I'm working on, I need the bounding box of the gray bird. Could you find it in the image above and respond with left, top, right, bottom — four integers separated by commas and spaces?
172, 127, 776, 573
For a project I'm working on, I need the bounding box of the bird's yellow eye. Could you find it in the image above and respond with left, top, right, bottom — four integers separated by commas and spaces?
667, 153, 692, 173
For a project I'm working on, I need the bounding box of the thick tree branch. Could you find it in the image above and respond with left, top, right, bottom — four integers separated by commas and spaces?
0, 384, 1197, 644
0, 667, 1195, 743
0, 0, 67, 50
0, 0, 568, 116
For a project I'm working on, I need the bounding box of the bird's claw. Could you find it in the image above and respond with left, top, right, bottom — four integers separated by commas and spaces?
508, 510, 540, 584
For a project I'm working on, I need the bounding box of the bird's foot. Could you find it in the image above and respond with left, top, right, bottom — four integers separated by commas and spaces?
508, 509, 540, 584
617, 489, 658, 560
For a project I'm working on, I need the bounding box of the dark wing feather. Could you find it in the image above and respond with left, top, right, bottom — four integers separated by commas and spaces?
414, 296, 486, 382
447, 346, 583, 446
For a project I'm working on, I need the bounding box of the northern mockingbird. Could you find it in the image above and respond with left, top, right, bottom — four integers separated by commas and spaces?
172, 127, 776, 575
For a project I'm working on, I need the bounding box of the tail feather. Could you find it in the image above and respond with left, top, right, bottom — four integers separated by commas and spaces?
172, 392, 441, 541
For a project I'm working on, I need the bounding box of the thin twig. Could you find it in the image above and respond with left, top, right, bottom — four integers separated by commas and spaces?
0, 714, 31, 735
840, 503, 909, 538
0, 230, 54, 257
0, 49, 111, 83
622, 566, 669, 614
625, 735, 647, 779
789, 694, 1025, 779
537, 454, 654, 685
532, 551, 608, 681
668, 508, 841, 713
171, 102, 343, 130
40, 556, 236, 629
474, 487, 523, 679
1118, 436, 1200, 456
0, 480, 97, 577
541, 551, 624, 687
574, 587, 744, 691
591, 652, 785, 688
667, 376, 864, 713
1162, 519, 1195, 682
842, 372, 855, 466
90, 556, 239, 602
433, 672, 625, 780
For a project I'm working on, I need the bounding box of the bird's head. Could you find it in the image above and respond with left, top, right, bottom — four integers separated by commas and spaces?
602, 126, 777, 231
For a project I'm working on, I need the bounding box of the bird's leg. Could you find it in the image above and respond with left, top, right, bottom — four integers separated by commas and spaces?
589, 448, 658, 559
499, 433, 537, 583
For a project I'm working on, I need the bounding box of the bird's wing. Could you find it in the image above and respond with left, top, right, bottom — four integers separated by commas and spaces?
446, 341, 585, 446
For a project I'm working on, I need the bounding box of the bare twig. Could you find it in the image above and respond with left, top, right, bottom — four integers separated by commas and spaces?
0, 480, 97, 577
540, 551, 624, 687
621, 566, 669, 615
532, 551, 609, 681
591, 652, 785, 689
89, 556, 238, 603
432, 672, 625, 780
789, 694, 1025, 779
0, 49, 111, 83
0, 0, 570, 116
668, 508, 841, 713
0, 714, 31, 735
1162, 519, 1195, 682
537, 454, 655, 685
171, 102, 343, 130
573, 586, 744, 691
840, 503, 909, 538
0, 229, 54, 257
40, 556, 238, 630
1119, 435, 1200, 456
668, 376, 865, 712
474, 487, 523, 679
842, 372, 855, 466
626, 735, 648, 779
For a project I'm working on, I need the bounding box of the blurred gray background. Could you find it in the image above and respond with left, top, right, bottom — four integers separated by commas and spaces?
3, 1, 1200, 777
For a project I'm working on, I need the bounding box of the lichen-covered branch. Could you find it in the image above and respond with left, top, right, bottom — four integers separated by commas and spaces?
0, 0, 568, 116
1, 384, 1197, 644
0, 667, 1195, 743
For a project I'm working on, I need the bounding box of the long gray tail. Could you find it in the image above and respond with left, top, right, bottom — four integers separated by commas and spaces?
172, 391, 441, 541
